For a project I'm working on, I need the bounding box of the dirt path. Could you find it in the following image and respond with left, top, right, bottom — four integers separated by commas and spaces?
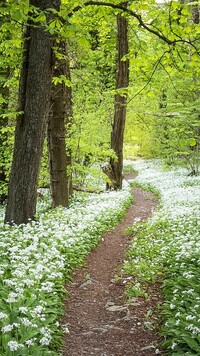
61, 188, 162, 356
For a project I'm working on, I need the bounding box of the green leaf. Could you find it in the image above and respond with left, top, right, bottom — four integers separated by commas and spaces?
52, 75, 72, 87
189, 138, 196, 147
182, 336, 200, 352
34, 13, 46, 23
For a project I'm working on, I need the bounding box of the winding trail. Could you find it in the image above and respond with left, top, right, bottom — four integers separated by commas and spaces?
61, 188, 162, 356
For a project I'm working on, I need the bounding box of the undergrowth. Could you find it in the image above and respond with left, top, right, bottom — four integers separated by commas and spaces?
123, 159, 200, 355
0, 183, 133, 355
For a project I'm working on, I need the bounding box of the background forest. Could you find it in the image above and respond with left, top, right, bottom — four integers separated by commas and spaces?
0, 0, 199, 221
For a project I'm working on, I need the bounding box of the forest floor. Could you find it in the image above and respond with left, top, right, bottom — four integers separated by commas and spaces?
61, 180, 163, 356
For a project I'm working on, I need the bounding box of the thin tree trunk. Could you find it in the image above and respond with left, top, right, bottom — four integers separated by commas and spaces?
0, 78, 9, 202
108, 3, 129, 190
47, 41, 73, 207
191, 0, 200, 174
5, 0, 60, 224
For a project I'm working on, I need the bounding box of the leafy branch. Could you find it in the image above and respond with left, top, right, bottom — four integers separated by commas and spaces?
68, 1, 174, 45
127, 50, 171, 104
67, 1, 200, 54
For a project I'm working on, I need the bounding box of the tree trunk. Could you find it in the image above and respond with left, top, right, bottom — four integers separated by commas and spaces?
0, 78, 9, 202
191, 0, 199, 24
191, 0, 200, 174
47, 41, 73, 207
5, 0, 60, 224
108, 3, 129, 190
179, 0, 199, 23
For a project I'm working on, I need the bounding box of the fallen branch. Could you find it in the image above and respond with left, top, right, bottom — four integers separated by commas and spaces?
73, 185, 103, 193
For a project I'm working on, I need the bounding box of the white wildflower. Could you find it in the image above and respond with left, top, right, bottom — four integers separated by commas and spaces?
171, 342, 177, 350
39, 336, 51, 346
24, 278, 35, 287
186, 315, 195, 321
40, 326, 51, 334
25, 338, 36, 347
19, 307, 28, 314
0, 312, 8, 320
40, 281, 54, 292
7, 341, 24, 351
21, 318, 33, 327
32, 305, 44, 315
1, 324, 14, 333
3, 279, 16, 286
6, 292, 18, 303
62, 324, 70, 334
187, 325, 200, 334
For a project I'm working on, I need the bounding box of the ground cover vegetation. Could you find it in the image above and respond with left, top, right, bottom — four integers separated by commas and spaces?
0, 0, 200, 354
123, 159, 200, 355
0, 183, 132, 354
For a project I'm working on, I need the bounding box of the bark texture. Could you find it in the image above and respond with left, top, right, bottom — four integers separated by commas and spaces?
48, 41, 73, 207
191, 0, 199, 24
5, 0, 60, 224
0, 80, 8, 202
179, 0, 199, 23
0, 88, 9, 202
108, 3, 129, 190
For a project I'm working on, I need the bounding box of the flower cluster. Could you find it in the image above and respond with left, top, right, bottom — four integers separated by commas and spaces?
0, 182, 132, 355
124, 159, 200, 354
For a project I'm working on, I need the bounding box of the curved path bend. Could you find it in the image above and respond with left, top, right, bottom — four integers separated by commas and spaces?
61, 188, 162, 356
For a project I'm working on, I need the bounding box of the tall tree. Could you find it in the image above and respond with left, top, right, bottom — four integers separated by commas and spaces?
108, 3, 129, 189
47, 41, 73, 207
5, 0, 60, 224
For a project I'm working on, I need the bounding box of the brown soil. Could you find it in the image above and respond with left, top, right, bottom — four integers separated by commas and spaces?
61, 186, 163, 356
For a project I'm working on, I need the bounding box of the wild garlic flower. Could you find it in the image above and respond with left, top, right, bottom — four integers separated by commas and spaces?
0, 312, 8, 320
19, 307, 28, 314
7, 341, 24, 351
39, 336, 52, 346
25, 338, 36, 347
1, 324, 14, 333
171, 342, 177, 350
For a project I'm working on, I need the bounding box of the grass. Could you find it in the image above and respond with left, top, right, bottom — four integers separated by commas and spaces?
123, 163, 138, 175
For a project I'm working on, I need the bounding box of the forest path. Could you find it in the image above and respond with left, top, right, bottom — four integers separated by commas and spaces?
61, 187, 162, 356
